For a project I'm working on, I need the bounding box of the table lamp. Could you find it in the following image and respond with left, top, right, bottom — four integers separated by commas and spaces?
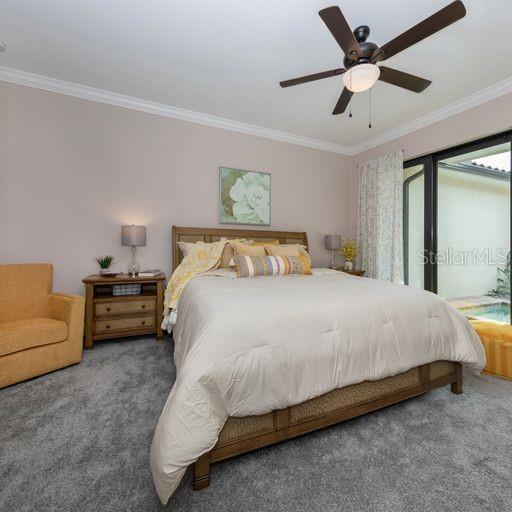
121, 225, 146, 276
325, 234, 341, 269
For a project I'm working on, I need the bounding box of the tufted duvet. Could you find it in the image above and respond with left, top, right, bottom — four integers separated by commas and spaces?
150, 269, 485, 503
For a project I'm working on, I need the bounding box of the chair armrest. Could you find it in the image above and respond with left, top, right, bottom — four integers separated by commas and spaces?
48, 293, 85, 324
48, 293, 85, 361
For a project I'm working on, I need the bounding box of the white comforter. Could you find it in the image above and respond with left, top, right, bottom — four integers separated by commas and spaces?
150, 270, 485, 503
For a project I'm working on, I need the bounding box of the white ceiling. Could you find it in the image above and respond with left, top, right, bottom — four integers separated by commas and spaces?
1, 0, 511, 150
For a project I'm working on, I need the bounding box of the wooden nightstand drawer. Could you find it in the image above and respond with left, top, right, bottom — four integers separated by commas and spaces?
94, 315, 155, 334
95, 298, 156, 317
82, 272, 165, 349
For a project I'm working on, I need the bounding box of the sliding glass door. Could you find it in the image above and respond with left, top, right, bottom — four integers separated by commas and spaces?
437, 141, 511, 323
403, 163, 425, 289
404, 130, 512, 325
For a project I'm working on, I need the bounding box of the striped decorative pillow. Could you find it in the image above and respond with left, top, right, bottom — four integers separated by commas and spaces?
234, 254, 312, 278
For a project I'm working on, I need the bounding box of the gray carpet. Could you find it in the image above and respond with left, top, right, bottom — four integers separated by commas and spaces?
1, 337, 512, 512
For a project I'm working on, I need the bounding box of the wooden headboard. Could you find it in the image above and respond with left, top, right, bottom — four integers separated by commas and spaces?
172, 226, 308, 269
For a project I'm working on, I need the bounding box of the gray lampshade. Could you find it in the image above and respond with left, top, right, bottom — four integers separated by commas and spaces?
121, 225, 146, 247
324, 234, 342, 250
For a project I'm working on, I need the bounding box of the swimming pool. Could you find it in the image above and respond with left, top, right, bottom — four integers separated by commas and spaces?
461, 303, 510, 323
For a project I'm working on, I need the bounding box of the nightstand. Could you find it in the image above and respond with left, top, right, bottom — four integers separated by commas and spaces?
338, 268, 365, 277
82, 273, 166, 349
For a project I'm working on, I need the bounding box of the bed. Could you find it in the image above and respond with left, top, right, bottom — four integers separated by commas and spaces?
150, 226, 485, 504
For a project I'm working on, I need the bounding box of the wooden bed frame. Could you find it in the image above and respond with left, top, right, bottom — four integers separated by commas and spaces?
171, 226, 463, 491
172, 225, 309, 269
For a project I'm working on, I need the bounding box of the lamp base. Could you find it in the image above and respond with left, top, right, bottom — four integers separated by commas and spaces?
127, 246, 140, 277
329, 249, 338, 270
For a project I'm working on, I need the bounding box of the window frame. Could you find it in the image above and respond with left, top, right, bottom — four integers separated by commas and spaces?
403, 165, 424, 286
404, 129, 512, 305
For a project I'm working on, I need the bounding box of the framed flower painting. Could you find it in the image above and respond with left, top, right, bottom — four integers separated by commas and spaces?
219, 167, 271, 225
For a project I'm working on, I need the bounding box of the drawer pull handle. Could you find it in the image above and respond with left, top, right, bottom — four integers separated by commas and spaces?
106, 325, 110, 329
141, 321, 146, 326
106, 307, 111, 312
141, 305, 146, 309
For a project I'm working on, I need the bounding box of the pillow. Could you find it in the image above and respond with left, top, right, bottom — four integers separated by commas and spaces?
265, 244, 299, 256
265, 244, 311, 264
230, 240, 265, 257
219, 239, 238, 268
234, 254, 312, 278
250, 239, 280, 247
178, 238, 231, 267
219, 239, 252, 268
177, 241, 196, 256
221, 239, 270, 268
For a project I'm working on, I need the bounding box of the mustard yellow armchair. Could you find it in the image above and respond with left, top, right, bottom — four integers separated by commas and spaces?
0, 264, 85, 388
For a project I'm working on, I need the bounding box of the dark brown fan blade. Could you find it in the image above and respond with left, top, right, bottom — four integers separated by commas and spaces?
280, 68, 346, 88
332, 88, 353, 115
319, 6, 360, 60
372, 0, 466, 62
378, 66, 431, 93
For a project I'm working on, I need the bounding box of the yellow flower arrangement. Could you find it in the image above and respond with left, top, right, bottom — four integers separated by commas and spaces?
341, 239, 358, 262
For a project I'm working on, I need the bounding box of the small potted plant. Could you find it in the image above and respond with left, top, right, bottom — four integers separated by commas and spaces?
96, 255, 115, 276
341, 239, 358, 271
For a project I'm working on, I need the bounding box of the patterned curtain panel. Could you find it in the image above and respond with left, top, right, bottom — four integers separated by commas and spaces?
357, 150, 404, 283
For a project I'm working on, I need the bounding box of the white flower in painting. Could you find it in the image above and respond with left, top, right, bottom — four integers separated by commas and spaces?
230, 172, 270, 224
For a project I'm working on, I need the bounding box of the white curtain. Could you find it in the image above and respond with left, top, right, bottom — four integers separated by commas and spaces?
357, 150, 404, 283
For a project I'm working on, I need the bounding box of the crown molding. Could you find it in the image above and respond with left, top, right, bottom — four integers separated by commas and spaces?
1, 65, 512, 157
350, 75, 512, 155
0, 66, 352, 156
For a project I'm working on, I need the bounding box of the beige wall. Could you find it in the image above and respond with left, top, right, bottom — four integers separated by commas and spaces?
405, 167, 510, 298
2, 80, 510, 296
0, 81, 356, 295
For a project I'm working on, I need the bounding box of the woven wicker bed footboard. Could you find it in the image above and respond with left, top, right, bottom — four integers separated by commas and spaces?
193, 360, 462, 490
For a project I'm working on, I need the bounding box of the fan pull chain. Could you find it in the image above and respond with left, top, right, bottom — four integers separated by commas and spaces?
368, 87, 372, 128
349, 71, 353, 118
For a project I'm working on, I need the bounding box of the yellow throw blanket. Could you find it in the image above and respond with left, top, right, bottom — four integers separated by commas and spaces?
162, 240, 227, 329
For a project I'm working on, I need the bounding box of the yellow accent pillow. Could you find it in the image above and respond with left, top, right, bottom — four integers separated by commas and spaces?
230, 240, 266, 257
265, 244, 311, 265
219, 239, 248, 268
265, 245, 299, 257
178, 240, 228, 258
250, 239, 280, 247
223, 240, 277, 267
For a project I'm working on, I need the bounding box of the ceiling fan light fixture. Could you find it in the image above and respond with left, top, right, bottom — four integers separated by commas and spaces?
343, 63, 380, 93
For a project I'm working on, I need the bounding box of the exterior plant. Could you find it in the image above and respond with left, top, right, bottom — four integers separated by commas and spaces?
488, 252, 510, 299
96, 255, 115, 270
341, 239, 358, 262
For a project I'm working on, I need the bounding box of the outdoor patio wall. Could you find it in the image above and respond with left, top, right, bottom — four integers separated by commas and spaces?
407, 168, 510, 298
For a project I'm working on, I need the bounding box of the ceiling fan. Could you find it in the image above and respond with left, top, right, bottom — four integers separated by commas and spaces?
280, 1, 466, 115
